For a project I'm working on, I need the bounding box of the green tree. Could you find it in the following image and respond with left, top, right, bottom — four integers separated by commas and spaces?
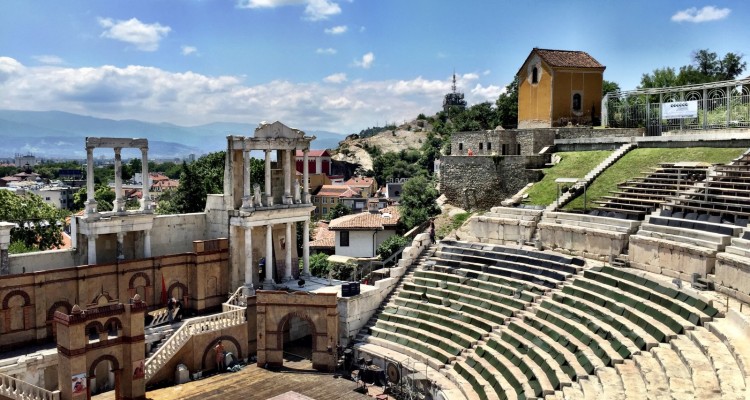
173, 161, 207, 213
495, 76, 519, 128
418, 132, 444, 173
71, 185, 115, 212
693, 49, 720, 77
602, 80, 621, 95
639, 67, 679, 89
0, 190, 66, 252
326, 202, 351, 221
398, 175, 439, 230
719, 52, 746, 80
376, 235, 409, 261
307, 253, 331, 277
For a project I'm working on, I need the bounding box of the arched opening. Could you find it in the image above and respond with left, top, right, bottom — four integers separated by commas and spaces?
280, 314, 315, 367
47, 301, 72, 340
532, 66, 539, 84
91, 359, 115, 395
7, 295, 26, 331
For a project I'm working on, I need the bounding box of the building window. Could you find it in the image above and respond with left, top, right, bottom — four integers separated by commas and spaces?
458, 143, 463, 151
479, 142, 483, 150
573, 93, 582, 111
322, 207, 328, 215
517, 144, 522, 155
532, 66, 538, 84
502, 144, 507, 155
340, 231, 349, 247
487, 142, 491, 151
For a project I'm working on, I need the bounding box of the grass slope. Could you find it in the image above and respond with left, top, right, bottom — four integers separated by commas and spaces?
564, 147, 746, 210
524, 150, 613, 206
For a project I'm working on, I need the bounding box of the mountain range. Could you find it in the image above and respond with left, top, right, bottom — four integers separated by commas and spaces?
0, 110, 346, 160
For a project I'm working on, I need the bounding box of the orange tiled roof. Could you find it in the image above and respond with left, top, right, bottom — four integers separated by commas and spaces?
344, 176, 375, 188
310, 222, 335, 249
533, 48, 604, 69
328, 206, 400, 231
314, 185, 361, 197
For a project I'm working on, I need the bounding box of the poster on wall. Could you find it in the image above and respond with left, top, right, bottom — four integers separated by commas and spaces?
71, 373, 87, 395
133, 359, 145, 380
662, 100, 698, 119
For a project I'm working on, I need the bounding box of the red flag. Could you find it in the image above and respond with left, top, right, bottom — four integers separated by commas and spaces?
160, 275, 167, 306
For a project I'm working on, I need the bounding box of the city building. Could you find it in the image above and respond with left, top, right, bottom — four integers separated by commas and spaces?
327, 201, 400, 258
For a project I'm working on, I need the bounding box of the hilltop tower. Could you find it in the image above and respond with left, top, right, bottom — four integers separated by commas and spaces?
442, 71, 467, 112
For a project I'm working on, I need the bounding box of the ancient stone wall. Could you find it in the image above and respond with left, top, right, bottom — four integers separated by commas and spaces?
440, 156, 543, 210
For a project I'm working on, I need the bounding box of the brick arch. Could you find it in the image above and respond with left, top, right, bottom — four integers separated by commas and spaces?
128, 272, 151, 288
2, 289, 31, 309
276, 311, 318, 352
167, 282, 188, 299
103, 317, 123, 335
88, 354, 120, 378
91, 292, 113, 305
46, 300, 73, 322
200, 335, 243, 370
85, 321, 105, 335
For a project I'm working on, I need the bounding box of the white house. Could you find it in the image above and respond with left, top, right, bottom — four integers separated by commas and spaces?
328, 202, 401, 258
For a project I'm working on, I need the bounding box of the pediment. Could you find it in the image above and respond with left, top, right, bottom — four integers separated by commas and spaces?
254, 121, 305, 139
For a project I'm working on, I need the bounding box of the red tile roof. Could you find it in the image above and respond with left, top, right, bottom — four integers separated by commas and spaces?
328, 206, 400, 231
310, 222, 335, 249
344, 176, 375, 188
295, 149, 331, 157
314, 185, 361, 197
533, 48, 604, 69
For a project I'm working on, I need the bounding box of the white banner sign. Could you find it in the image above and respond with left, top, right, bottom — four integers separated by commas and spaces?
662, 100, 698, 119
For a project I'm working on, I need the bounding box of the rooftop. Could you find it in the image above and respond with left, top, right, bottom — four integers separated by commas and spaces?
328, 206, 400, 231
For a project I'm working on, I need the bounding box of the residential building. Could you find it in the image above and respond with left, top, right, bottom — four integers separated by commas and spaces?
311, 185, 361, 217
343, 176, 377, 198
517, 48, 605, 128
328, 202, 401, 258
295, 149, 332, 175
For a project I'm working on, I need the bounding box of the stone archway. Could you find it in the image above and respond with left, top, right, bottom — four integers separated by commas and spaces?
46, 300, 72, 340
277, 312, 316, 360
88, 354, 120, 396
256, 291, 338, 371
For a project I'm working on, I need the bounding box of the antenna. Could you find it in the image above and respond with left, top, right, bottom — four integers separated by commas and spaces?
451, 69, 457, 94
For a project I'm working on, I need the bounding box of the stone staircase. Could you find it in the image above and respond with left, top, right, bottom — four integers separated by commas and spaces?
354, 243, 437, 343
546, 143, 637, 212
144, 286, 247, 382
0, 373, 60, 400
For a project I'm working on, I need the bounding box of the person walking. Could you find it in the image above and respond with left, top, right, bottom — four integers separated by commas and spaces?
214, 341, 226, 373
167, 297, 175, 324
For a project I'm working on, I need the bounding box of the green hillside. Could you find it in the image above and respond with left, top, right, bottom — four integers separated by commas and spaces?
523, 150, 613, 206
564, 147, 746, 210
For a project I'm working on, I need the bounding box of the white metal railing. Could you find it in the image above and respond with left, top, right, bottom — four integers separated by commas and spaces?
144, 287, 247, 382
0, 372, 60, 400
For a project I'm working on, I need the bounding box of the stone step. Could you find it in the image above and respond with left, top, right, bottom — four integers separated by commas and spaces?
578, 375, 603, 400
668, 336, 722, 400
561, 383, 585, 400
706, 315, 750, 386
688, 326, 747, 399
651, 344, 695, 399
632, 352, 670, 399
614, 360, 647, 400
595, 367, 625, 400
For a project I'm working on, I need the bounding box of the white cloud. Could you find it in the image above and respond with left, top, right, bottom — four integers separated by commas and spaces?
316, 48, 337, 55
237, 0, 341, 20
324, 25, 347, 35
354, 52, 374, 69
671, 6, 730, 23
462, 73, 479, 81
98, 17, 171, 51
33, 55, 65, 65
324, 72, 347, 83
483, 69, 491, 76
470, 84, 503, 101
181, 46, 198, 56
0, 57, 504, 134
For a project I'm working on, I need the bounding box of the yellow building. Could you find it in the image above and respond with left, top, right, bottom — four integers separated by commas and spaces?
517, 48, 605, 128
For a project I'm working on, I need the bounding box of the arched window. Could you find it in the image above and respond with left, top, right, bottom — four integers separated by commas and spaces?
532, 67, 539, 84
573, 93, 582, 111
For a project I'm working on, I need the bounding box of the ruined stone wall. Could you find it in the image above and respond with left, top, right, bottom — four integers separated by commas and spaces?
450, 130, 503, 156
515, 129, 557, 155
440, 156, 543, 210
555, 127, 643, 140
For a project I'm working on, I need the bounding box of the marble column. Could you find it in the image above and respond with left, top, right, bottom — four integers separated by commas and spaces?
143, 230, 152, 258
264, 224, 274, 288
284, 222, 292, 281
87, 235, 98, 265
244, 227, 253, 287
264, 149, 273, 206
302, 149, 309, 203
302, 220, 310, 276
85, 147, 97, 216
242, 150, 251, 208
116, 232, 125, 260
113, 148, 124, 212
140, 148, 151, 211
283, 149, 292, 205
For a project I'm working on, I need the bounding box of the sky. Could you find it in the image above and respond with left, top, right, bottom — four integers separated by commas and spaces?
0, 0, 748, 134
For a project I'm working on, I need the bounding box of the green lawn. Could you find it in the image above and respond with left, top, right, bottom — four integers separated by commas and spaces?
564, 147, 746, 210
523, 150, 613, 206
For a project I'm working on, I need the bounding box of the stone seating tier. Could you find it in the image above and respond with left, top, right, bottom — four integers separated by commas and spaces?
440, 240, 585, 267
437, 246, 579, 277
415, 269, 549, 296
429, 256, 563, 288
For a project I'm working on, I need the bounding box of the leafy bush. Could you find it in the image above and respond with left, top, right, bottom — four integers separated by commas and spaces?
377, 235, 409, 261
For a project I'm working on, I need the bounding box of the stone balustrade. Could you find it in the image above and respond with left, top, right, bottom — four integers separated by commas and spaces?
0, 372, 60, 400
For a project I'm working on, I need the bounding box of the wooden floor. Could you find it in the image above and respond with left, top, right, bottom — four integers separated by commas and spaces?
93, 357, 370, 400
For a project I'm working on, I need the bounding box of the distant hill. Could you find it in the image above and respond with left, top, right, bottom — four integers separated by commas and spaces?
0, 110, 346, 159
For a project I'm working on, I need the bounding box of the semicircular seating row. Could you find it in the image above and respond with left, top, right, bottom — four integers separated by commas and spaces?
356, 240, 747, 400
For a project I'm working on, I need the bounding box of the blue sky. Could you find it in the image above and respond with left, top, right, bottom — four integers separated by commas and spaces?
0, 0, 747, 134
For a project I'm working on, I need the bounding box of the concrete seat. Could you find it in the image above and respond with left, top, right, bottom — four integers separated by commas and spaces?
502, 325, 571, 389
416, 268, 548, 296
651, 344, 696, 398
478, 342, 538, 399
614, 360, 648, 399
430, 258, 560, 289
688, 327, 747, 399
405, 281, 519, 318
438, 247, 575, 279
393, 297, 495, 333
368, 326, 454, 367
380, 311, 475, 349
631, 352, 671, 399
495, 330, 556, 395
388, 303, 486, 340
399, 286, 510, 325
518, 313, 591, 378
668, 336, 723, 399
452, 360, 502, 400
533, 306, 611, 369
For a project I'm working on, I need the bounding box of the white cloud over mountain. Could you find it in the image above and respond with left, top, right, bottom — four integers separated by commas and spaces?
0, 57, 502, 133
